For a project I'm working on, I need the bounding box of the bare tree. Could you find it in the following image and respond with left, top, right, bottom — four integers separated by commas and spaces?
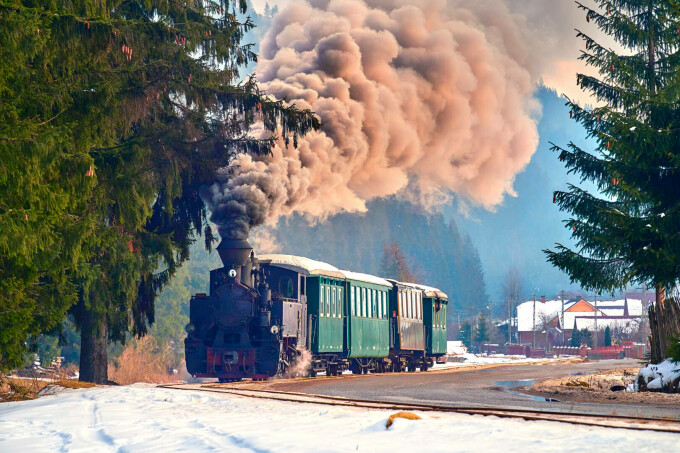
502, 267, 522, 343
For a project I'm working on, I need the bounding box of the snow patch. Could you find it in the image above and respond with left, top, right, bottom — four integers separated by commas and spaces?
634, 359, 680, 392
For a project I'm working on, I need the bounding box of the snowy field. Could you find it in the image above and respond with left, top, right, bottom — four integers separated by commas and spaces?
1, 384, 677, 452
430, 353, 566, 370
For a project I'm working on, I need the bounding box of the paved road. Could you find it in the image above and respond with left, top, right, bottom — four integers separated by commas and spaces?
267, 359, 680, 420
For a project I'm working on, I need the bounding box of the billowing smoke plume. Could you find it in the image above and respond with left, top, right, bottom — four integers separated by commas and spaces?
206, 0, 546, 239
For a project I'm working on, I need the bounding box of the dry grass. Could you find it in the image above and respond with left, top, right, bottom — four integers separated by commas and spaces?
108, 336, 183, 385
0, 375, 95, 402
537, 368, 639, 391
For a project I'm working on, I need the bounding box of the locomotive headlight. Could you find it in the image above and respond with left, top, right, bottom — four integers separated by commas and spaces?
228, 269, 237, 278
270, 325, 279, 335
185, 323, 195, 334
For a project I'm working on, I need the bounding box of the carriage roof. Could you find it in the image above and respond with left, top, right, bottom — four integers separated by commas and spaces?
258, 254, 390, 286
257, 254, 345, 279
339, 270, 391, 287
412, 284, 448, 300
387, 279, 448, 300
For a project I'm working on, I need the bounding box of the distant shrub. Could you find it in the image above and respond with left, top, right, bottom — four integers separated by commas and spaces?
108, 336, 181, 385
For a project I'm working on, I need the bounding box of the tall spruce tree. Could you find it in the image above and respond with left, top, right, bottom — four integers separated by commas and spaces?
0, 1, 318, 380
546, 1, 680, 314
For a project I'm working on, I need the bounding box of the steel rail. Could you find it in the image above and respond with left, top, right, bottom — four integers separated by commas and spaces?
158, 382, 680, 434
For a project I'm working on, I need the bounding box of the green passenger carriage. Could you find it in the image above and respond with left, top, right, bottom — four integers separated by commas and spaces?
343, 271, 391, 373
418, 285, 448, 356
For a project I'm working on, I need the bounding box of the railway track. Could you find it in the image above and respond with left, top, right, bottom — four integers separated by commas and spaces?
159, 381, 680, 434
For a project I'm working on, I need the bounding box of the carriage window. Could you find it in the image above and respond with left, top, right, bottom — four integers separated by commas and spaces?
417, 293, 421, 320
359, 287, 364, 317
371, 290, 376, 318
300, 276, 306, 296
351, 287, 355, 316
338, 288, 343, 316
379, 291, 384, 319
407, 291, 412, 319
375, 291, 382, 319
412, 292, 417, 320
383, 292, 387, 318
331, 287, 336, 317
399, 290, 404, 318
320, 285, 325, 317
405, 291, 410, 318
326, 286, 331, 317
367, 290, 371, 318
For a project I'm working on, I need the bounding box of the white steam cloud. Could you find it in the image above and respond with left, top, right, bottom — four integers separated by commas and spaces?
206, 0, 563, 239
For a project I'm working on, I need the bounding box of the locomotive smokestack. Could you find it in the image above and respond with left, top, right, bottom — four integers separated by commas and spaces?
216, 238, 253, 269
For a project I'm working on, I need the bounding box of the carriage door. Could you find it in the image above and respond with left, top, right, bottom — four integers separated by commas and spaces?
299, 275, 307, 349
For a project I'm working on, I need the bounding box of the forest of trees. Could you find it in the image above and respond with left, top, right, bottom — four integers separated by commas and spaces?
0, 0, 318, 382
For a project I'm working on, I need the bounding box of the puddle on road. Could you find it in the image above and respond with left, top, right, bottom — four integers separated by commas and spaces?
495, 379, 558, 402
496, 379, 536, 387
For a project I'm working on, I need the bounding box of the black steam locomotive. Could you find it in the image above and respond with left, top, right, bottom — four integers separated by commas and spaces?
184, 239, 448, 382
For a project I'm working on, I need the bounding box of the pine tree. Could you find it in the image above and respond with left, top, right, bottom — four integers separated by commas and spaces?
474, 312, 489, 346
459, 321, 472, 349
604, 325, 612, 346
546, 2, 680, 312
0, 1, 318, 378
570, 328, 582, 347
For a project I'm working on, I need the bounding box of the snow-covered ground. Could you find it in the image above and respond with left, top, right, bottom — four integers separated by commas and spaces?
1, 384, 677, 452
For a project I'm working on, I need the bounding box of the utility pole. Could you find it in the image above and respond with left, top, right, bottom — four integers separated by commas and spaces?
532, 294, 536, 348
560, 290, 565, 346
470, 313, 474, 351
641, 284, 648, 346
507, 297, 512, 345
594, 292, 598, 348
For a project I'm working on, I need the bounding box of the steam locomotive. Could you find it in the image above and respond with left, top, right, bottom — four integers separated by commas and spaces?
184, 239, 448, 381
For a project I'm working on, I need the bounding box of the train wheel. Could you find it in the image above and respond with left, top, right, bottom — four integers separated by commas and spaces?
421, 360, 429, 372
